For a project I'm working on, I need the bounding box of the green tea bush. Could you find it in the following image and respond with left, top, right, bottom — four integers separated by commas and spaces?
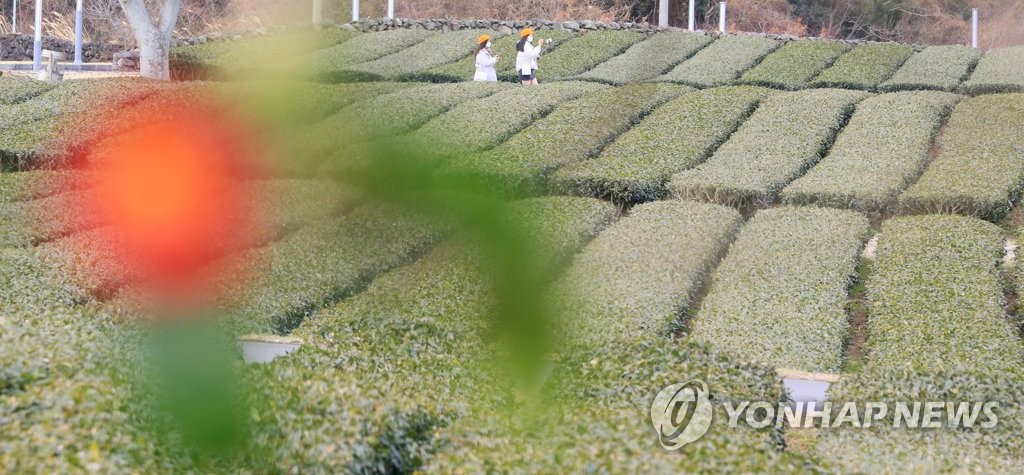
531, 30, 645, 80
0, 170, 90, 204
304, 29, 433, 80
231, 81, 419, 126
443, 83, 689, 194
881, 45, 981, 92
781, 91, 960, 214
811, 43, 914, 90
0, 189, 104, 247
898, 94, 1024, 219
690, 207, 870, 373
961, 46, 1024, 94
669, 88, 866, 208
865, 215, 1021, 372
0, 247, 83, 312
657, 35, 781, 88
170, 28, 358, 79
554, 86, 773, 202
342, 29, 495, 81
576, 31, 712, 84
739, 39, 850, 90
423, 30, 578, 82
0, 76, 55, 105
552, 200, 742, 347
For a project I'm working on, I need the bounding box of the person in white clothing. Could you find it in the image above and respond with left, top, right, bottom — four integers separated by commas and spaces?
473, 34, 499, 82
515, 28, 545, 85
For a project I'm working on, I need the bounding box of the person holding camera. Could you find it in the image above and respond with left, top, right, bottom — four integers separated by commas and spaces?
515, 28, 546, 85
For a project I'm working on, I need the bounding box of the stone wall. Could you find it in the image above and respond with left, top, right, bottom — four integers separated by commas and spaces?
0, 34, 121, 62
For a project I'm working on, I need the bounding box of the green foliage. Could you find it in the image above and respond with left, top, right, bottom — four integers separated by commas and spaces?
881, 45, 981, 92
898, 94, 1024, 219
553, 200, 742, 347
657, 35, 781, 88
443, 83, 688, 194
0, 76, 55, 105
342, 29, 497, 81
230, 81, 419, 125
691, 206, 870, 373
554, 86, 773, 202
962, 45, 1024, 94
304, 29, 432, 76
669, 88, 866, 208
531, 30, 646, 80
0, 170, 91, 204
811, 43, 914, 90
865, 215, 1020, 372
576, 31, 712, 85
781, 91, 960, 214
739, 39, 850, 90
169, 28, 358, 79
423, 30, 579, 82
0, 190, 104, 247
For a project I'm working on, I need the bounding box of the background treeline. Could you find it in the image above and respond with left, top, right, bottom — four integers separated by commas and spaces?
1, 0, 1020, 49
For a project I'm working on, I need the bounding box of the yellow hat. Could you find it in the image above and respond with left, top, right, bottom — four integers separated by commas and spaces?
519, 28, 533, 38
478, 34, 491, 44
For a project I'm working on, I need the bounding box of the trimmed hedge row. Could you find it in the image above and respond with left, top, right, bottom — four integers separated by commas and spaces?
532, 30, 645, 80
781, 91, 960, 214
657, 35, 780, 88
230, 81, 419, 126
865, 215, 1020, 372
897, 93, 1024, 219
0, 76, 55, 105
576, 31, 712, 85
553, 86, 773, 202
817, 366, 1024, 473
305, 29, 432, 77
739, 39, 850, 90
423, 30, 578, 82
881, 45, 981, 92
0, 247, 83, 312
690, 206, 870, 373
0, 169, 91, 204
0, 189, 104, 247
811, 43, 914, 90
226, 202, 450, 335
443, 83, 688, 194
961, 45, 1024, 94
669, 88, 866, 208
552, 200, 742, 347
341, 29, 495, 81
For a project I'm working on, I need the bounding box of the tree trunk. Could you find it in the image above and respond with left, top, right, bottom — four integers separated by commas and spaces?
138, 32, 171, 80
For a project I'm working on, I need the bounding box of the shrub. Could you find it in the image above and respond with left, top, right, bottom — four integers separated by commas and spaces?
781, 91, 960, 214
0, 76, 54, 105
864, 215, 1020, 372
657, 35, 781, 88
228, 81, 419, 125
0, 189, 105, 247
811, 43, 914, 90
342, 29, 496, 81
0, 247, 83, 312
669, 88, 866, 208
552, 200, 742, 347
530, 30, 645, 81
690, 207, 870, 373
0, 170, 91, 204
443, 83, 690, 195
739, 39, 850, 90
553, 86, 774, 202
169, 28, 357, 77
961, 46, 1024, 94
423, 30, 578, 82
576, 31, 712, 85
897, 94, 1024, 219
881, 45, 981, 92
303, 29, 434, 81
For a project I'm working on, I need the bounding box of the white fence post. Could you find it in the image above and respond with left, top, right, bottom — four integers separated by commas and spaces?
971, 8, 979, 48
11, 0, 16, 33
387, 0, 395, 19
658, 0, 668, 27
32, 0, 41, 70
73, 0, 83, 64
352, 0, 359, 22
688, 0, 696, 31
719, 2, 727, 33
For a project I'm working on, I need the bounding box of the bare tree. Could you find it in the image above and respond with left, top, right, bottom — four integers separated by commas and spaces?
118, 0, 182, 79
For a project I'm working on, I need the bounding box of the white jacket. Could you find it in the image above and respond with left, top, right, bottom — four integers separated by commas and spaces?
473, 49, 498, 82
515, 42, 542, 75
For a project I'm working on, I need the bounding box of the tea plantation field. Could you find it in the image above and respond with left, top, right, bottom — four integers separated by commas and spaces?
3, 27, 1024, 472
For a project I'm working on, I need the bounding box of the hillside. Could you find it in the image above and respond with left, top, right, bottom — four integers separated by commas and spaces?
3, 25, 1024, 472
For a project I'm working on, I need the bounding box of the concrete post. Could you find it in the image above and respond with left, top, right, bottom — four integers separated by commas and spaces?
312, 0, 322, 24
971, 8, 979, 48
352, 0, 359, 22
73, 0, 83, 64
689, 0, 696, 31
32, 0, 41, 71
387, 0, 395, 19
658, 0, 668, 27
11, 0, 15, 33
719, 2, 727, 33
